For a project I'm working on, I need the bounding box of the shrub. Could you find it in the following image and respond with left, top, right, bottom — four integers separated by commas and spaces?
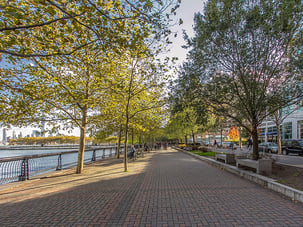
178, 144, 186, 149
197, 146, 211, 152
191, 151, 216, 157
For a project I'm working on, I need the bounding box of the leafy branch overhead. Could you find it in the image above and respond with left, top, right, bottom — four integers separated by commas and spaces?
0, 0, 179, 59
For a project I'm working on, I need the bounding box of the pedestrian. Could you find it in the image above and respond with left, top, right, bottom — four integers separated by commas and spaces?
247, 138, 252, 151
130, 144, 136, 157
214, 140, 217, 148
144, 143, 148, 152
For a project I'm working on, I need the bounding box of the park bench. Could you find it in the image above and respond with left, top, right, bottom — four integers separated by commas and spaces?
127, 151, 135, 161
128, 148, 144, 161
135, 148, 144, 159
236, 157, 272, 175
215, 153, 236, 165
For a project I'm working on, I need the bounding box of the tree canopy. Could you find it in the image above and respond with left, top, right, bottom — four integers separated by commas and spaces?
177, 0, 303, 159
1, 0, 181, 173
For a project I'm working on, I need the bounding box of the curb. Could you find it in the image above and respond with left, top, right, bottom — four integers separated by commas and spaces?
174, 147, 303, 203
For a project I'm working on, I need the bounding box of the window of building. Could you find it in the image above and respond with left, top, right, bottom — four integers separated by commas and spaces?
282, 122, 292, 139
298, 120, 303, 139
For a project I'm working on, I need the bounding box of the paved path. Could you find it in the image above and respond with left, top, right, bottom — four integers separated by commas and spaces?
0, 148, 303, 226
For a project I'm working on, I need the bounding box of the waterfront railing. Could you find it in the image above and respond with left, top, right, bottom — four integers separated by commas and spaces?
0, 146, 125, 185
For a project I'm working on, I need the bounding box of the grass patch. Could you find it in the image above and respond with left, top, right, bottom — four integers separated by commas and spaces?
293, 172, 300, 177
191, 150, 216, 157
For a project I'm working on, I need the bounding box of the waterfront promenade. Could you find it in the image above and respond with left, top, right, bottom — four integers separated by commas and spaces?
0, 148, 303, 226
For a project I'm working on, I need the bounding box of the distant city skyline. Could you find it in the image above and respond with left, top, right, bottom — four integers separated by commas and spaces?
0, 126, 80, 142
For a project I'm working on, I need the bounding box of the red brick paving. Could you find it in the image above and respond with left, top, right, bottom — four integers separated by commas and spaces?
0, 148, 303, 226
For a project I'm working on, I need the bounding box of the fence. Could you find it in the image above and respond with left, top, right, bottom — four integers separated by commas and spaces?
0, 146, 125, 185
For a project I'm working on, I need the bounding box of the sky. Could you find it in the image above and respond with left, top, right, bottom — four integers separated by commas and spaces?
0, 0, 205, 141
167, 0, 205, 66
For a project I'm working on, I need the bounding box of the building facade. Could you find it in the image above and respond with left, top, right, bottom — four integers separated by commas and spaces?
260, 103, 303, 142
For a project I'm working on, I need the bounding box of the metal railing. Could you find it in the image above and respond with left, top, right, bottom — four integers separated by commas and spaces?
0, 146, 125, 185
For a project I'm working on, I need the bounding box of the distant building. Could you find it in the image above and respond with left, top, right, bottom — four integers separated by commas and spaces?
2, 128, 7, 143
12, 130, 16, 139
32, 130, 41, 137
260, 103, 303, 142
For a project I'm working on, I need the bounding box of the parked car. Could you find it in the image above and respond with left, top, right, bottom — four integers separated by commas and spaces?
282, 139, 303, 156
202, 141, 210, 146
217, 141, 222, 147
222, 142, 237, 150
258, 142, 278, 153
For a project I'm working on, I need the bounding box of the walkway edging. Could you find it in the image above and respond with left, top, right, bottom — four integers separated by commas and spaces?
173, 147, 303, 203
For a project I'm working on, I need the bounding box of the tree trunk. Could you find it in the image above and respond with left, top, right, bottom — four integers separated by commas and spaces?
185, 135, 188, 144
76, 105, 87, 174
239, 127, 242, 150
277, 122, 283, 155
251, 123, 259, 160
192, 130, 195, 143
142, 131, 144, 148
124, 123, 129, 172
117, 125, 122, 159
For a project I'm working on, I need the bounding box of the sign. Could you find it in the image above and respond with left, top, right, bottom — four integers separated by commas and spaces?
228, 127, 239, 141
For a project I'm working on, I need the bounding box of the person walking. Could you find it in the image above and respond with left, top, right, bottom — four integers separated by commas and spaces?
130, 144, 136, 158
247, 138, 252, 151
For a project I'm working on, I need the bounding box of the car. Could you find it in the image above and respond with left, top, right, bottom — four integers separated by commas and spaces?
258, 142, 278, 153
217, 141, 223, 147
282, 139, 303, 156
202, 141, 210, 146
222, 142, 237, 150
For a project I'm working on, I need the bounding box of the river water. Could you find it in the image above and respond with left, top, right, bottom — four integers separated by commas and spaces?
0, 149, 76, 158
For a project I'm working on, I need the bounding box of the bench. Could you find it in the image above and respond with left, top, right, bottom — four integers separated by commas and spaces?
128, 148, 144, 161
215, 153, 236, 165
135, 149, 144, 158
127, 151, 136, 161
236, 158, 272, 175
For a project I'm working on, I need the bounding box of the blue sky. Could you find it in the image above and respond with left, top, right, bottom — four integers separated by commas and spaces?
168, 0, 205, 65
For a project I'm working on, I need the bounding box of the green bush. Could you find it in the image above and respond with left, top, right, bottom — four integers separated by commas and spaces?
191, 151, 216, 157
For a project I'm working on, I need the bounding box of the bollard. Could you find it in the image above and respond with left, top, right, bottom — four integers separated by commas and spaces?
19, 158, 29, 181
92, 150, 96, 161
56, 154, 62, 170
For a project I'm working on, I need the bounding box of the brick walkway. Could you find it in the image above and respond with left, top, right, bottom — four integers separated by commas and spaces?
0, 148, 303, 226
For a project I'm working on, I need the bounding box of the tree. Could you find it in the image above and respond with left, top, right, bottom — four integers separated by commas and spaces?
167, 61, 208, 143
114, 53, 166, 172
2, 45, 116, 173
1, 0, 181, 173
185, 0, 303, 159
